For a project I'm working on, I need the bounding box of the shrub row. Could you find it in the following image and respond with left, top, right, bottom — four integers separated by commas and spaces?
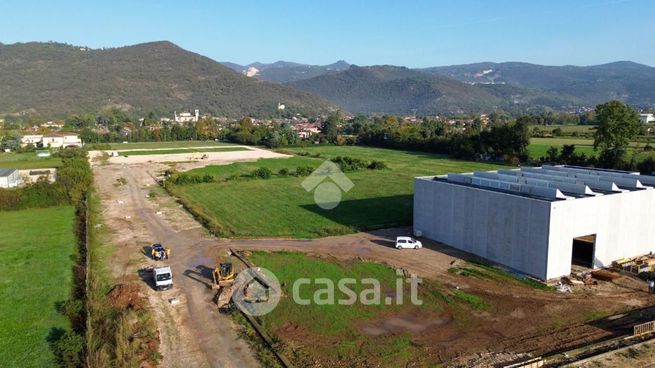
168, 173, 214, 185
0, 148, 92, 211
331, 156, 388, 172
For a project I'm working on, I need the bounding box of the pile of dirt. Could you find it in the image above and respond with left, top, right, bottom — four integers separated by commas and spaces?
107, 283, 147, 311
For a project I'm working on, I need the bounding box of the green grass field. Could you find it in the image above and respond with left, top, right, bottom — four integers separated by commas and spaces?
247, 251, 476, 366
0, 206, 76, 368
107, 140, 231, 150
527, 137, 651, 159
528, 137, 597, 159
0, 152, 62, 169
529, 124, 596, 134
172, 146, 505, 238
119, 146, 248, 156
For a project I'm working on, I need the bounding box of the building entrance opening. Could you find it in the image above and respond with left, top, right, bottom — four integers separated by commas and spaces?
572, 234, 596, 268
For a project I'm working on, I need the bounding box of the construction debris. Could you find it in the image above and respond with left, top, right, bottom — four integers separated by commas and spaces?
591, 269, 621, 282
613, 253, 655, 275
555, 283, 572, 293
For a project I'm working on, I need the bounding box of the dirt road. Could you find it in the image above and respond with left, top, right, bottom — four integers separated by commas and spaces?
95, 160, 262, 368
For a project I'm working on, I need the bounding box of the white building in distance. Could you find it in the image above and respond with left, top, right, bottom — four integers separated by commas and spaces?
20, 133, 82, 148
414, 165, 655, 280
174, 110, 199, 123
640, 113, 655, 124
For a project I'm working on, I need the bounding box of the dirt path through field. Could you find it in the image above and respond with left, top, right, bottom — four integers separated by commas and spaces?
95, 159, 263, 367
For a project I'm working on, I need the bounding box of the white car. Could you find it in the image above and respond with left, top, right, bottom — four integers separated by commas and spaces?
395, 236, 422, 249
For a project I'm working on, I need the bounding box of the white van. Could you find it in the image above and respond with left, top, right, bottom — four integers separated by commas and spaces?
154, 266, 173, 290
395, 236, 422, 249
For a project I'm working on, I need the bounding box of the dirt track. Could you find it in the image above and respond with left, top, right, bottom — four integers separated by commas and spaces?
89, 145, 288, 165
93, 149, 655, 367
95, 154, 267, 368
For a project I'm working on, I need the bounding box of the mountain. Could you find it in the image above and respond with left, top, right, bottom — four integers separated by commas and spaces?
0, 41, 336, 118
287, 65, 510, 115
421, 61, 655, 107
221, 60, 351, 83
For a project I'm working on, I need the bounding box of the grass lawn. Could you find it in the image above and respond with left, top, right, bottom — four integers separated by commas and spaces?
529, 124, 596, 134
119, 146, 249, 156
107, 140, 231, 150
171, 146, 505, 238
528, 137, 597, 159
0, 152, 62, 169
0, 206, 76, 368
247, 251, 476, 367
528, 137, 650, 159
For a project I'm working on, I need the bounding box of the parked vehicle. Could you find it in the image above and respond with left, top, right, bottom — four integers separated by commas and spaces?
153, 266, 173, 290
151, 243, 171, 260
395, 236, 422, 249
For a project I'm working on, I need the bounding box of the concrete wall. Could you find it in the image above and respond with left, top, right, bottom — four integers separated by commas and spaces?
414, 177, 552, 279
546, 189, 655, 279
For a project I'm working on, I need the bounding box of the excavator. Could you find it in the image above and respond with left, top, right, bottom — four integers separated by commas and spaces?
212, 261, 235, 311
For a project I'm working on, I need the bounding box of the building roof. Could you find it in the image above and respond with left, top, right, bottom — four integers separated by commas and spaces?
0, 168, 18, 177
423, 165, 655, 201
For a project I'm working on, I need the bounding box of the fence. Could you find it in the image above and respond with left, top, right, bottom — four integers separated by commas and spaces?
634, 320, 655, 336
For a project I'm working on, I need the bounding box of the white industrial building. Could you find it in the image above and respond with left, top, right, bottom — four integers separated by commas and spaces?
414, 165, 655, 280
0, 168, 19, 188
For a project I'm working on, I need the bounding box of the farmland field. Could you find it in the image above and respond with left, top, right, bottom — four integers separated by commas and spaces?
0, 206, 76, 368
0, 152, 62, 169
107, 140, 231, 150
527, 137, 650, 159
528, 137, 597, 159
170, 146, 505, 238
529, 124, 596, 134
119, 146, 248, 156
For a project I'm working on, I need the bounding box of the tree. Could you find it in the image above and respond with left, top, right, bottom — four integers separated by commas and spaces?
0, 132, 21, 151
593, 101, 640, 168
321, 111, 342, 142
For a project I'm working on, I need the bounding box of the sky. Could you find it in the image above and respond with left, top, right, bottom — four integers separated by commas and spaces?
0, 0, 653, 67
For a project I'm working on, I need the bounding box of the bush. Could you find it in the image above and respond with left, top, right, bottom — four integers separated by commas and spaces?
295, 166, 314, 177
252, 167, 272, 179
638, 157, 655, 175
331, 156, 367, 172
51, 330, 85, 368
367, 160, 387, 170
0, 177, 69, 211
278, 168, 290, 176
644, 144, 653, 152
169, 173, 213, 185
